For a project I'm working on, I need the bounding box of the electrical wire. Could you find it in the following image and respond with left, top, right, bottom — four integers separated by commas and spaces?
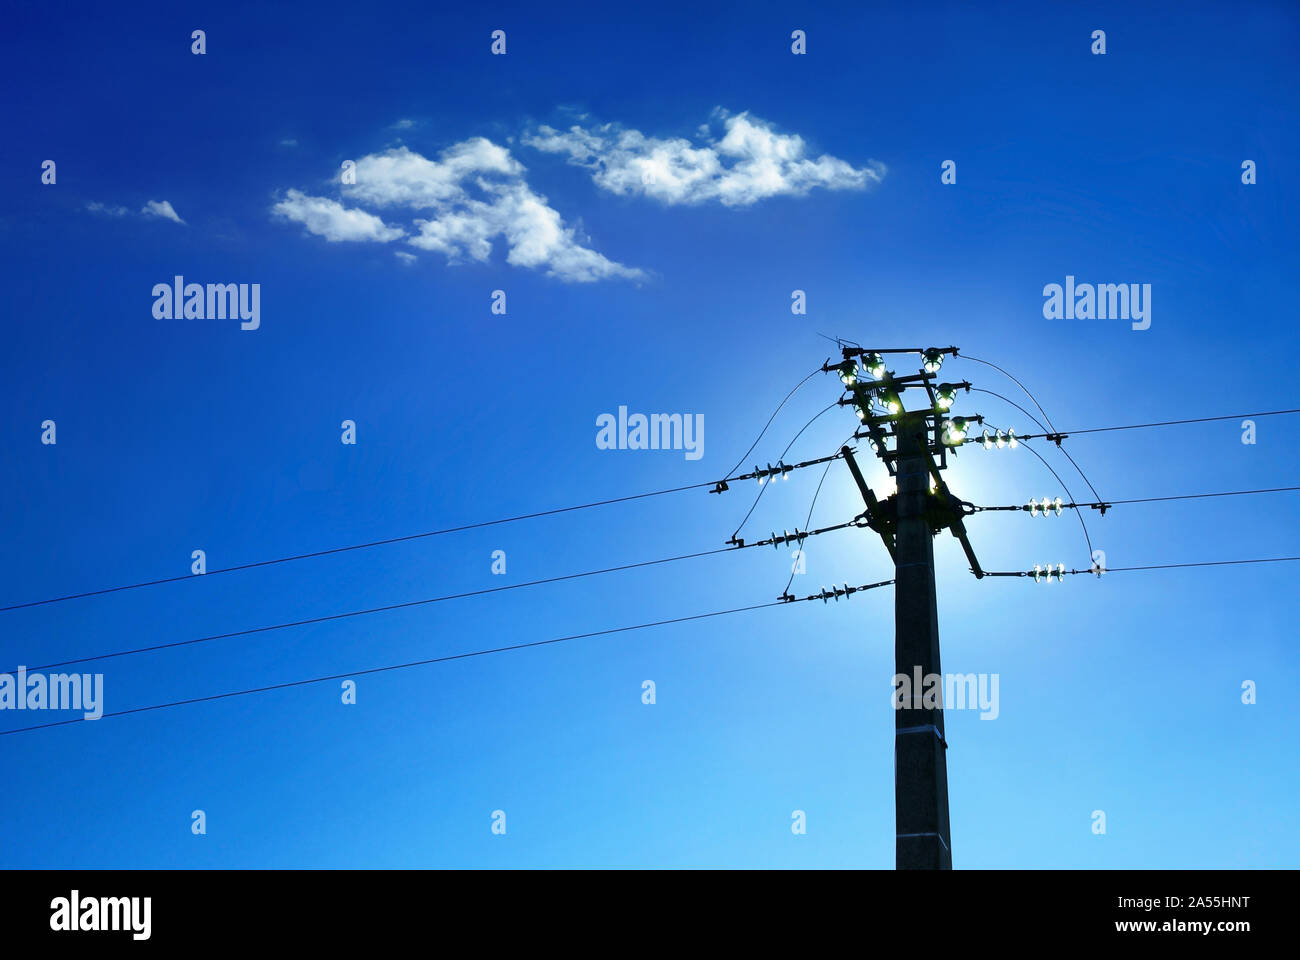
779, 430, 860, 598
971, 387, 1047, 434
1001, 429, 1095, 560
0, 458, 837, 615
12, 403, 1295, 616
723, 367, 823, 479
973, 485, 1300, 512
971, 387, 1104, 505
957, 352, 1060, 433
984, 556, 1300, 578
731, 400, 841, 539
12, 524, 865, 674
1012, 409, 1300, 440
0, 581, 896, 738
1103, 558, 1300, 572
10, 546, 729, 672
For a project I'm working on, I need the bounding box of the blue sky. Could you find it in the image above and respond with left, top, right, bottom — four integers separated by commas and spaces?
1, 0, 1297, 868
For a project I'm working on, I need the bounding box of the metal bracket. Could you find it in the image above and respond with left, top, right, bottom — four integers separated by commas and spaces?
841, 445, 897, 561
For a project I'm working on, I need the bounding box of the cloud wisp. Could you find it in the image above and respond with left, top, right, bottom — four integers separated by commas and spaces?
141, 199, 186, 224
86, 200, 187, 224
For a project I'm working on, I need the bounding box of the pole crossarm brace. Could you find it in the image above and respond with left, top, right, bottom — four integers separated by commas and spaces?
841, 445, 897, 561
915, 439, 985, 579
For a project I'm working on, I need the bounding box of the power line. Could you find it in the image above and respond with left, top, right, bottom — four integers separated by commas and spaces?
1054, 445, 1104, 508
974, 485, 1300, 513
1103, 558, 1300, 572
723, 367, 822, 478
972, 387, 1048, 433
985, 425, 1094, 560
983, 556, 1300, 578
13, 525, 862, 674
0, 486, 696, 613
779, 430, 860, 599
1009, 409, 1300, 441
14, 403, 1294, 616
731, 400, 841, 539
0, 580, 896, 738
0, 456, 844, 615
956, 352, 1060, 433
971, 387, 1104, 504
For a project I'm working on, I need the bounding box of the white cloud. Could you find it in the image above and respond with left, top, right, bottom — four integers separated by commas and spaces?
523, 110, 885, 206
345, 141, 522, 208
402, 180, 642, 282
85, 201, 129, 217
273, 139, 643, 283
394, 251, 417, 265
141, 199, 185, 224
272, 189, 405, 242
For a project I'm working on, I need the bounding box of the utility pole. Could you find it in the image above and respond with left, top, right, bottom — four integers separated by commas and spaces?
827, 346, 984, 870
893, 412, 952, 869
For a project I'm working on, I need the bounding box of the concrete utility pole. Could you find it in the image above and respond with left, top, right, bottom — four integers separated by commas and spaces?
829, 346, 982, 870
893, 414, 953, 869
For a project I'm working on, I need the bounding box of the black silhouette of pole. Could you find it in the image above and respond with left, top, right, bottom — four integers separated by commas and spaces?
893, 412, 953, 869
